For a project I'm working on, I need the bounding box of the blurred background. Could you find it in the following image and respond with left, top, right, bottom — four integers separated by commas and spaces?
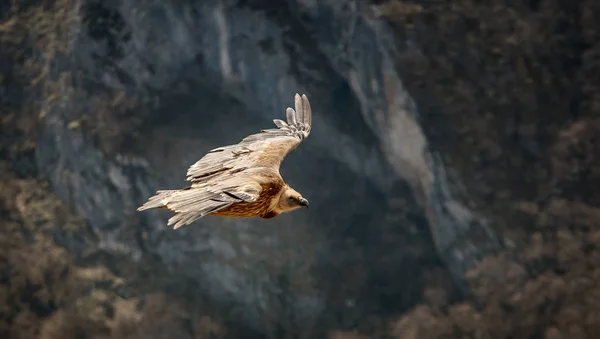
1, 0, 599, 338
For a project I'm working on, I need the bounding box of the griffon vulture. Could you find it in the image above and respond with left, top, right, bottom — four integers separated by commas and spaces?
137, 93, 313, 229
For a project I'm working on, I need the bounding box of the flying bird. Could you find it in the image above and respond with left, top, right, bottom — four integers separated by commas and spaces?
137, 93, 313, 229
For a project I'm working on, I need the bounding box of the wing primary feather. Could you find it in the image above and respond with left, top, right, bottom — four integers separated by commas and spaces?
273, 119, 288, 128
294, 93, 303, 125
286, 107, 297, 125
301, 94, 312, 127
285, 107, 297, 126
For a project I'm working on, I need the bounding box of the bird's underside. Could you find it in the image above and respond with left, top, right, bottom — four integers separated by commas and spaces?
137, 93, 313, 229
208, 180, 284, 219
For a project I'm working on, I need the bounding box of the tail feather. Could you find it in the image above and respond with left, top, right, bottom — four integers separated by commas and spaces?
137, 187, 235, 229
137, 190, 178, 211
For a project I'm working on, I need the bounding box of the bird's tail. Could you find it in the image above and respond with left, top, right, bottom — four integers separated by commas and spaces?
137, 187, 233, 229
137, 190, 179, 211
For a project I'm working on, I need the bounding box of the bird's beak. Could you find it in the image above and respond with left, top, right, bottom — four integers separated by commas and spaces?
299, 197, 309, 208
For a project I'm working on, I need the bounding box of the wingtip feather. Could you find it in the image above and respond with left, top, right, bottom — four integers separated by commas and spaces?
273, 119, 288, 129
301, 94, 311, 127
294, 93, 303, 123
294, 93, 311, 127
286, 107, 297, 125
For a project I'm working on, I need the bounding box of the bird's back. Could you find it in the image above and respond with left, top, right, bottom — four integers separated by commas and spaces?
208, 169, 285, 218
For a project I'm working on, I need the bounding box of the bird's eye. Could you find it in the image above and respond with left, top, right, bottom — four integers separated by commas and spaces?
288, 197, 295, 202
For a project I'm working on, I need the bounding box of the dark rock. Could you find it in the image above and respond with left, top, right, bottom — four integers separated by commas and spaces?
3, 0, 502, 336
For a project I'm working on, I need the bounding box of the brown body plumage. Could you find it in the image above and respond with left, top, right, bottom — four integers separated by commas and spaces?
209, 177, 284, 219
137, 93, 313, 229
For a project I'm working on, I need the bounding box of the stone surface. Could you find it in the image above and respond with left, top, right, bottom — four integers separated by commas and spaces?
1, 0, 511, 336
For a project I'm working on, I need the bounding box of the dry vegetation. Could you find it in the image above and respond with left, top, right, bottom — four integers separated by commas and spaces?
340, 0, 600, 338
0, 157, 230, 339
0, 0, 80, 137
0, 0, 144, 157
0, 107, 228, 337
0, 1, 228, 338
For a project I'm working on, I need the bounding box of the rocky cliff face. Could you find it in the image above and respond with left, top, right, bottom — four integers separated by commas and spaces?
2, 0, 599, 338
3, 0, 479, 336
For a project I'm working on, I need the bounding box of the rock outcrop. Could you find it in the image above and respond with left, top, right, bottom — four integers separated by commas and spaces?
5, 0, 598, 338
1, 0, 499, 336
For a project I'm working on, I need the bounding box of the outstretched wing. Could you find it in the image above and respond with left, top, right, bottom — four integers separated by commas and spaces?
137, 93, 313, 229
186, 93, 312, 183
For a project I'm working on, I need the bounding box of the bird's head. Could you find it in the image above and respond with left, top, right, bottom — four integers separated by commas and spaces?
277, 186, 309, 213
